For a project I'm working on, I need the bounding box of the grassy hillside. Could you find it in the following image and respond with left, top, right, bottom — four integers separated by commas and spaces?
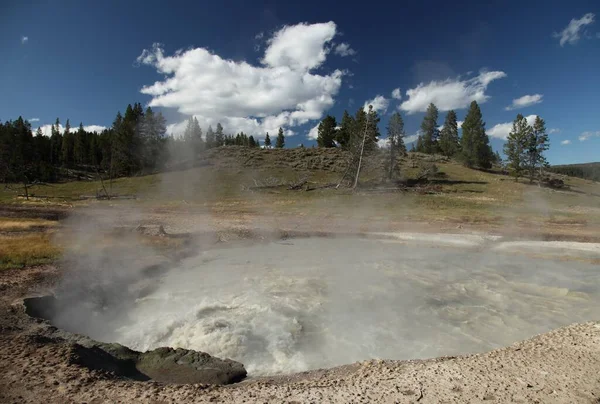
0, 148, 597, 225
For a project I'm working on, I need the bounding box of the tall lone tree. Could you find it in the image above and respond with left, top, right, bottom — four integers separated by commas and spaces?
526, 116, 550, 184
275, 127, 285, 148
419, 103, 439, 154
504, 114, 531, 182
317, 115, 337, 148
264, 132, 271, 148
438, 110, 461, 157
205, 125, 215, 149
386, 111, 406, 180
460, 101, 493, 169
215, 123, 224, 147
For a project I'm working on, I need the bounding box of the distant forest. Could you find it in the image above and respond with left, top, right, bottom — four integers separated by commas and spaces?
0, 103, 285, 186
548, 163, 600, 182
1, 99, 555, 189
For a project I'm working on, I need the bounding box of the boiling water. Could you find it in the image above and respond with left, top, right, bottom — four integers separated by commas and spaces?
56, 237, 600, 375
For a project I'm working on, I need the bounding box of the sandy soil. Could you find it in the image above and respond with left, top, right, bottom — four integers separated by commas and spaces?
1, 207, 600, 403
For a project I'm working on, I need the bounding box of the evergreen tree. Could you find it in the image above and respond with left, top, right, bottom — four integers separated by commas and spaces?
264, 132, 271, 148
504, 114, 531, 182
526, 116, 550, 183
317, 115, 337, 148
205, 125, 215, 149
438, 110, 461, 157
275, 128, 285, 148
61, 119, 74, 167
335, 110, 353, 149
420, 103, 439, 154
73, 123, 86, 164
351, 106, 379, 153
215, 123, 224, 147
460, 101, 493, 169
386, 112, 406, 180
50, 119, 62, 165
248, 135, 256, 148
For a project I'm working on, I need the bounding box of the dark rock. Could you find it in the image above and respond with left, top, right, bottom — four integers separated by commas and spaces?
137, 347, 247, 385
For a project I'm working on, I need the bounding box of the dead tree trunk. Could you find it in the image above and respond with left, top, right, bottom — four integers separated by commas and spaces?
352, 105, 372, 189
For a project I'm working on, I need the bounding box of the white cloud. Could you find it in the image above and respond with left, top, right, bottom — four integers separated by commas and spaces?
579, 131, 600, 141
554, 13, 595, 46
334, 42, 356, 57
391, 88, 402, 100
487, 115, 537, 140
399, 70, 506, 114
137, 22, 343, 139
255, 32, 264, 40
438, 120, 463, 131
548, 128, 560, 134
505, 94, 543, 110
307, 123, 320, 140
363, 95, 389, 114
377, 138, 389, 149
21, 36, 28, 44
29, 118, 40, 122
561, 140, 571, 145
36, 123, 107, 136
404, 134, 419, 144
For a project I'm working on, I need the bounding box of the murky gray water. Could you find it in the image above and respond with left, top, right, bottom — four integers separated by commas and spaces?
58, 237, 600, 375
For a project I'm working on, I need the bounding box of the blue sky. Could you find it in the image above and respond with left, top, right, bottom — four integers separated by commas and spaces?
1, 0, 598, 164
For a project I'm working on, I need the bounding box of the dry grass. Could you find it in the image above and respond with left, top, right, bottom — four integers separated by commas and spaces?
0, 233, 62, 270
0, 217, 58, 232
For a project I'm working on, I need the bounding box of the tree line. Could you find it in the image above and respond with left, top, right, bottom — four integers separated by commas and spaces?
0, 104, 287, 186
548, 163, 600, 182
315, 100, 550, 181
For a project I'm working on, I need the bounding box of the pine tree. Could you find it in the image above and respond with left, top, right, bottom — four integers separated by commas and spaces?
460, 101, 493, 169
275, 128, 285, 148
73, 123, 86, 165
438, 110, 460, 157
317, 115, 337, 148
205, 125, 215, 149
504, 114, 531, 182
215, 123, 224, 147
61, 119, 73, 167
248, 135, 256, 148
420, 103, 439, 154
526, 116, 550, 184
335, 110, 353, 149
264, 133, 271, 148
386, 112, 405, 180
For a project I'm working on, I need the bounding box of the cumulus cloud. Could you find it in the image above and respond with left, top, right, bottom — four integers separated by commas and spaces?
36, 123, 107, 137
307, 123, 320, 140
399, 70, 506, 114
561, 140, 571, 145
505, 94, 543, 110
363, 95, 389, 114
579, 131, 600, 141
21, 36, 28, 44
404, 134, 420, 144
548, 128, 560, 134
29, 118, 40, 122
137, 22, 343, 139
554, 13, 595, 46
438, 121, 463, 131
487, 115, 537, 140
391, 88, 402, 100
334, 42, 356, 57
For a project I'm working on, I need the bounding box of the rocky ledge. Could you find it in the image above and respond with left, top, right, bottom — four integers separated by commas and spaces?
21, 295, 247, 385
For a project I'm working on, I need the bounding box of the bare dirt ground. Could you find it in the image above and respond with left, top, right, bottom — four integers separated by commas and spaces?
1, 206, 600, 403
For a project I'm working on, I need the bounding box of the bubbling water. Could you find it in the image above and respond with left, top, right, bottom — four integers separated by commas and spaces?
54, 237, 600, 375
